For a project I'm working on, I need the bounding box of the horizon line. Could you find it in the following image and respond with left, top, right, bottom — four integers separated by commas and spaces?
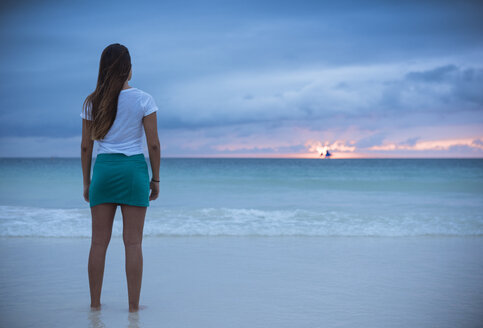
1, 156, 483, 159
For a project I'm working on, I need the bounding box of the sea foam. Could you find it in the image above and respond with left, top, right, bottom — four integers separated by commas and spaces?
1, 205, 482, 237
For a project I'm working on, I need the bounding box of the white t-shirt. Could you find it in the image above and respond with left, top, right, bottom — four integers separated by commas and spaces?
80, 87, 158, 156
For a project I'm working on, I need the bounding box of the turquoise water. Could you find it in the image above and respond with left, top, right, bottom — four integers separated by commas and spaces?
1, 158, 482, 237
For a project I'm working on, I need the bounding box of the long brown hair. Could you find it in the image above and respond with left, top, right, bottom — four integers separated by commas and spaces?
82, 43, 132, 140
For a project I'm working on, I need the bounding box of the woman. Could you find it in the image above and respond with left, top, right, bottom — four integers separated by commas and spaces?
80, 43, 161, 312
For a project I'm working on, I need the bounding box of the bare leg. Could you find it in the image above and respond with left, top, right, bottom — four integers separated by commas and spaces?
88, 203, 117, 310
121, 204, 147, 312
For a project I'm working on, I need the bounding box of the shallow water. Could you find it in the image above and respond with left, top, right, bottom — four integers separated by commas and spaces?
1, 236, 482, 328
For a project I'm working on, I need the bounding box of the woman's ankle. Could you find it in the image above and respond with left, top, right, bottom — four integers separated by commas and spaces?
90, 302, 101, 311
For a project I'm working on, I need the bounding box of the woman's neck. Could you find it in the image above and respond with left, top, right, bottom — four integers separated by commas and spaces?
122, 81, 131, 90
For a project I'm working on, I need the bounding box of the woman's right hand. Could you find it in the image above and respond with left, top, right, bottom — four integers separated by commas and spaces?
83, 183, 90, 203
149, 181, 159, 201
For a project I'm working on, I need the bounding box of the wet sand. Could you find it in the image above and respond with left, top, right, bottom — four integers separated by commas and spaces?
1, 236, 482, 328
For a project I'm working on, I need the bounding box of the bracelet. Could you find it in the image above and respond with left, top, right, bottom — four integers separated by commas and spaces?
151, 178, 160, 182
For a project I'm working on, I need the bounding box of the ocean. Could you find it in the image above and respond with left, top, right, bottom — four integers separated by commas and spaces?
1, 158, 482, 238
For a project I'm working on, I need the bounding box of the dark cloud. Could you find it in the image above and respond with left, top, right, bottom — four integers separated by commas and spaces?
355, 133, 388, 148
404, 65, 483, 106
405, 65, 458, 82
401, 137, 421, 147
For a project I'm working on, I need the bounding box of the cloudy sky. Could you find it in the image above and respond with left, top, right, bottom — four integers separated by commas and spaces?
1, 0, 482, 158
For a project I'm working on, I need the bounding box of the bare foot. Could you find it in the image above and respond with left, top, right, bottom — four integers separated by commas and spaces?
90, 304, 101, 311
129, 304, 147, 312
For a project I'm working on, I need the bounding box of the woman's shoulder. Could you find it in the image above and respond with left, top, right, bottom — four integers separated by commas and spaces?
124, 88, 158, 113
124, 87, 155, 101
126, 87, 152, 95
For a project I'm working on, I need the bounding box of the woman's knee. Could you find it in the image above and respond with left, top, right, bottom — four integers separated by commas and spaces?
91, 233, 112, 249
123, 233, 143, 247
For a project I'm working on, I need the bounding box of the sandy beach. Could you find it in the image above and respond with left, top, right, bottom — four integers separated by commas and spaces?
1, 236, 482, 328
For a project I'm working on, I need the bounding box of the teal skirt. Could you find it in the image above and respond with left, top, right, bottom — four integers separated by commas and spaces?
89, 153, 150, 208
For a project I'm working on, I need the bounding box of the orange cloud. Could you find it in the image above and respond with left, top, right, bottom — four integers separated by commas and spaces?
369, 137, 483, 151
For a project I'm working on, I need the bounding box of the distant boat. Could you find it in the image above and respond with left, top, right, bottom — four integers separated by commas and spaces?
320, 149, 331, 159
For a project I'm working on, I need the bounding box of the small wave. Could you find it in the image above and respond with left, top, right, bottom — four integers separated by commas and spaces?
0, 205, 482, 237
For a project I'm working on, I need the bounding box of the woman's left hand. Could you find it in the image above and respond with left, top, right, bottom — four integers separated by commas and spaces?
83, 183, 90, 202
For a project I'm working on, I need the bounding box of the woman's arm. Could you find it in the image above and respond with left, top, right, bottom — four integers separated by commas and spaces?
81, 119, 94, 201
143, 111, 160, 179
143, 112, 160, 200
